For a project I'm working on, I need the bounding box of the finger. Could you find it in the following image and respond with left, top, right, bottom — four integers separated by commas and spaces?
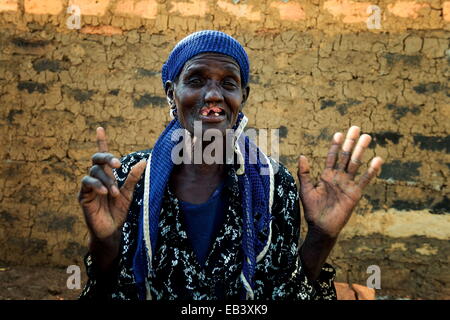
89, 165, 120, 197
95, 127, 115, 178
325, 132, 344, 169
347, 134, 372, 178
95, 127, 118, 180
337, 126, 360, 171
358, 157, 384, 189
120, 160, 147, 202
92, 152, 121, 168
96, 127, 109, 153
80, 176, 108, 196
297, 155, 315, 196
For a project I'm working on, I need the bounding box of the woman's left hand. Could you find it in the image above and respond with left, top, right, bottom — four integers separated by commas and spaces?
297, 126, 384, 239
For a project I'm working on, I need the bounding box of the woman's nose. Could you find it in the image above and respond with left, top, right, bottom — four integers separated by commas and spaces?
204, 82, 224, 104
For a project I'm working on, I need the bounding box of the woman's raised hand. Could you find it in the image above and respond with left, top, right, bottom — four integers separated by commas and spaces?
78, 127, 146, 264
297, 126, 383, 239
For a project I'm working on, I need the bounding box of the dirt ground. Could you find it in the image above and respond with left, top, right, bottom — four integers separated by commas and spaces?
0, 265, 85, 300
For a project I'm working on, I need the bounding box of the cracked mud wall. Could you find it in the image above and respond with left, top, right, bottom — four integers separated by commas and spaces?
0, 0, 449, 299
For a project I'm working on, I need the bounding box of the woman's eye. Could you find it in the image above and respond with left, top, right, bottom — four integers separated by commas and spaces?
223, 80, 237, 88
188, 78, 202, 85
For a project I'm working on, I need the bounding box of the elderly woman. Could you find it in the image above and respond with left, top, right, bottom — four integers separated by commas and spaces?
78, 30, 383, 300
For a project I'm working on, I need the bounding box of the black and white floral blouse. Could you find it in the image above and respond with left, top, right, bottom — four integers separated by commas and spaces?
80, 149, 337, 300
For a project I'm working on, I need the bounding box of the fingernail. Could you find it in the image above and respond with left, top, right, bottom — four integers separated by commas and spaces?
112, 186, 120, 196
112, 158, 121, 166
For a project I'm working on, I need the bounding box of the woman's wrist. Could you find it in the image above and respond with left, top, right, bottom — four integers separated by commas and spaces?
299, 228, 338, 282
88, 231, 121, 273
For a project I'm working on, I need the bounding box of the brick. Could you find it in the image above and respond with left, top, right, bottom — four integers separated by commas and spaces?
323, 0, 371, 23
80, 25, 123, 35
24, 0, 63, 15
351, 283, 376, 300
444, 2, 450, 22
216, 0, 261, 22
270, 2, 305, 21
115, 0, 158, 19
335, 282, 357, 300
422, 38, 447, 58
387, 1, 429, 19
169, 0, 208, 17
154, 14, 168, 32
0, 0, 18, 12
404, 36, 422, 54
68, 0, 110, 16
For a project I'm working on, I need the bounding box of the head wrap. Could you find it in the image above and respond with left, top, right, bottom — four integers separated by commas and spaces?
133, 31, 274, 300
161, 30, 250, 87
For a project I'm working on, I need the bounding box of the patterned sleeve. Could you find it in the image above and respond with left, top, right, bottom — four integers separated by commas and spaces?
79, 150, 151, 300
255, 161, 337, 300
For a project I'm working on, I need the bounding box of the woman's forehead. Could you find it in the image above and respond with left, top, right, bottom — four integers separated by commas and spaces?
181, 53, 241, 74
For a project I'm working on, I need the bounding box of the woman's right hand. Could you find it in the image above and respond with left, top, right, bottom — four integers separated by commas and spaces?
78, 127, 146, 269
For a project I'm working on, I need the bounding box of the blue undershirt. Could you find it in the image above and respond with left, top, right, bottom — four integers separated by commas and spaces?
179, 181, 227, 267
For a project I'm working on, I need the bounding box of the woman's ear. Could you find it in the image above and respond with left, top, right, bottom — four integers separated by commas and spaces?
164, 80, 175, 105
165, 80, 178, 119
240, 85, 250, 110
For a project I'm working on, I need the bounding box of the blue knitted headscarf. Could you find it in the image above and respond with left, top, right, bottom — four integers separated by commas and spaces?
133, 30, 274, 300
161, 30, 250, 87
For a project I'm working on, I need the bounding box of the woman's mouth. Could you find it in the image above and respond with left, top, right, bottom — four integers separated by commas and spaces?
199, 106, 226, 123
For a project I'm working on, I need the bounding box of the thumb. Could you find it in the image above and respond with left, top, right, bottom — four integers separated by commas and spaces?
121, 160, 147, 201
297, 155, 314, 196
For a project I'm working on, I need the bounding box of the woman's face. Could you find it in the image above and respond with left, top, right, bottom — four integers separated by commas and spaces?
166, 52, 249, 136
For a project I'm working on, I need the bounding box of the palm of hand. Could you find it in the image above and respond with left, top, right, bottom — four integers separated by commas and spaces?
298, 127, 383, 239
301, 168, 362, 238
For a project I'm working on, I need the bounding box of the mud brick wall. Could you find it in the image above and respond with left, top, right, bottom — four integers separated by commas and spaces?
0, 0, 449, 299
